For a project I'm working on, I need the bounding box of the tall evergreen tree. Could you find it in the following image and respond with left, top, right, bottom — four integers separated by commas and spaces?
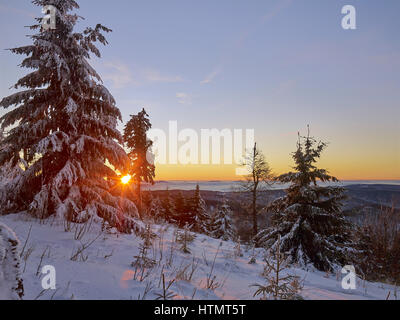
256, 128, 354, 271
123, 108, 155, 217
0, 0, 139, 232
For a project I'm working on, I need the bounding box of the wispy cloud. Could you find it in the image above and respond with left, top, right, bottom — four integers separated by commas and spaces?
143, 69, 184, 83
200, 67, 222, 85
102, 61, 137, 89
100, 61, 184, 89
176, 92, 192, 105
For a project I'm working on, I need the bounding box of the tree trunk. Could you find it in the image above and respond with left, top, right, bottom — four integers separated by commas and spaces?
252, 143, 258, 238
137, 181, 142, 219
252, 187, 257, 237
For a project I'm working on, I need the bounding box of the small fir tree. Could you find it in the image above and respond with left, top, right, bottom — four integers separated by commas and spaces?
251, 235, 303, 300
256, 128, 354, 271
209, 199, 236, 241
175, 225, 196, 254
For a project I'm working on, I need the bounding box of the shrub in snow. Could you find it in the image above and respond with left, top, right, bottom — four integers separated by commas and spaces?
0, 222, 24, 299
255, 128, 354, 271
0, 0, 140, 233
355, 207, 400, 284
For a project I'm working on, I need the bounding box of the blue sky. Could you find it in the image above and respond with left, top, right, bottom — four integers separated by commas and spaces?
0, 0, 399, 179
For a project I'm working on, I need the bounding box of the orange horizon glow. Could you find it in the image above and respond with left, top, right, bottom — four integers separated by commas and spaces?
149, 134, 399, 181
153, 163, 400, 181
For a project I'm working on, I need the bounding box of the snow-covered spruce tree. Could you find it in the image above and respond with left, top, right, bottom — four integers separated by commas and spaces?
209, 199, 236, 241
0, 129, 24, 183
0, 222, 24, 299
0, 0, 139, 232
256, 129, 354, 271
191, 184, 210, 234
123, 108, 155, 217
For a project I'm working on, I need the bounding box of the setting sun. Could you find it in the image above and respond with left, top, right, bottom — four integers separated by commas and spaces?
120, 174, 132, 185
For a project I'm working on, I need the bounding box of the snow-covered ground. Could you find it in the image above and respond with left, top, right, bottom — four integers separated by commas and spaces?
0, 213, 396, 300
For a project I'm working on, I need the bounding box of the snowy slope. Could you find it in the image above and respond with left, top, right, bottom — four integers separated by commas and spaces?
0, 213, 396, 300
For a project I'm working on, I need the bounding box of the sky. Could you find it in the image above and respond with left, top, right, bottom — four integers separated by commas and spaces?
0, 0, 399, 181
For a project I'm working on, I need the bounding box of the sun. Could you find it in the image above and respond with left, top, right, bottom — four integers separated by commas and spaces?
120, 174, 132, 185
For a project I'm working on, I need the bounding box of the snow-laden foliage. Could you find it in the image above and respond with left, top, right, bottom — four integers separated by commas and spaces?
0, 131, 26, 213
255, 129, 354, 271
0, 222, 24, 300
209, 199, 236, 241
0, 1, 140, 232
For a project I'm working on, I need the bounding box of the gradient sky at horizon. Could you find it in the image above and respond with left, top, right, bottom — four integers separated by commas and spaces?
0, 0, 399, 180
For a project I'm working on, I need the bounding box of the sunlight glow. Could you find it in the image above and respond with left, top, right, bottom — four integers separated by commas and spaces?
121, 174, 132, 185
